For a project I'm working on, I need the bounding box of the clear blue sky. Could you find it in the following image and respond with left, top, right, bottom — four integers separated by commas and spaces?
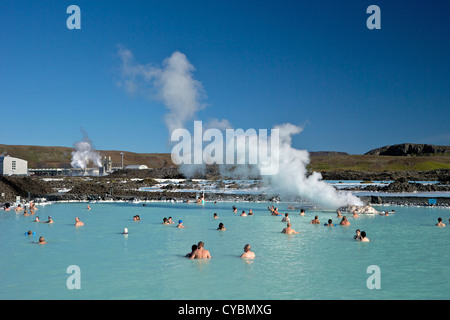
1, 0, 448, 154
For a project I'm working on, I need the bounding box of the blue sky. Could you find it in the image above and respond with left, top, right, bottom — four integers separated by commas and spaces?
0, 0, 448, 154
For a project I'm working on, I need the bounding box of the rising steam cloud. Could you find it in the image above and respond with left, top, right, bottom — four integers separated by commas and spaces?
117, 46, 205, 133
71, 132, 102, 169
117, 47, 362, 208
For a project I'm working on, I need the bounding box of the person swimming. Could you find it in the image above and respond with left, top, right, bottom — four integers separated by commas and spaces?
43, 216, 53, 224
213, 213, 218, 219
38, 236, 47, 244
299, 209, 305, 216
240, 244, 255, 259
189, 241, 211, 259
248, 209, 253, 215
339, 216, 351, 226
186, 244, 197, 258
359, 231, 370, 242
310, 215, 320, 224
354, 229, 361, 240
282, 222, 299, 234
436, 217, 446, 227
324, 219, 335, 226
177, 220, 185, 228
162, 217, 170, 225
281, 213, 290, 223
217, 223, 226, 231
240, 211, 247, 217
122, 227, 128, 234
74, 217, 84, 227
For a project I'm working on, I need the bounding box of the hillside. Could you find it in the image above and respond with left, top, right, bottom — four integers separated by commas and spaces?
365, 143, 450, 156
0, 144, 174, 169
1, 144, 450, 174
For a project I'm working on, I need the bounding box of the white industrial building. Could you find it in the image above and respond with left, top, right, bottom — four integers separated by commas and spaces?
0, 155, 28, 176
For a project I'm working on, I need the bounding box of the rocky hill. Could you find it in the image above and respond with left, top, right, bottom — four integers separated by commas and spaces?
365, 143, 450, 156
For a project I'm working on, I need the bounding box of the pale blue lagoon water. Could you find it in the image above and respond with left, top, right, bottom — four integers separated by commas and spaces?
1, 202, 449, 300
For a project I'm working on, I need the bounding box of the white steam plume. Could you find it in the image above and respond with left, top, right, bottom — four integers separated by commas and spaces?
71, 132, 102, 169
117, 46, 205, 134
261, 123, 363, 209
116, 48, 362, 208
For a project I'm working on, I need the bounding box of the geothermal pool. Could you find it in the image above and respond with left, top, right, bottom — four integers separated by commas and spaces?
1, 201, 449, 299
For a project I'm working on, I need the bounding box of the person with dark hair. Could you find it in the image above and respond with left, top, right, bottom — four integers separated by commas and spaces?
324, 219, 335, 226
436, 217, 446, 227
217, 223, 226, 231
360, 231, 370, 242
354, 229, 361, 240
310, 215, 320, 224
186, 244, 197, 258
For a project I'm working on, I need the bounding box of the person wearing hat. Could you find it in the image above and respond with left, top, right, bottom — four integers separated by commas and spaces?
177, 220, 185, 228
122, 228, 128, 234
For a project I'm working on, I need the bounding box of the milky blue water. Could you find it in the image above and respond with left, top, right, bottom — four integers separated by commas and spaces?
1, 202, 449, 300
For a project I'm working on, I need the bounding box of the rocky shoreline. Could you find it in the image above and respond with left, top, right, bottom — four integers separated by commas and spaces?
1, 170, 450, 208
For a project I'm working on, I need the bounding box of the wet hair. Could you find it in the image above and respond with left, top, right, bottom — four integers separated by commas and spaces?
217, 223, 224, 230
197, 241, 204, 248
191, 244, 197, 252
244, 244, 251, 252
361, 231, 367, 238
438, 217, 442, 222
328, 219, 332, 224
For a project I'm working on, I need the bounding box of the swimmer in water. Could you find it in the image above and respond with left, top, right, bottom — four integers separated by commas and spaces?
177, 220, 185, 228
324, 219, 334, 226
38, 236, 47, 244
190, 241, 211, 259
281, 213, 290, 223
217, 223, 226, 231
240, 244, 255, 259
310, 215, 320, 224
167, 217, 174, 224
74, 217, 84, 227
122, 228, 128, 234
436, 217, 446, 227
87, 204, 91, 210
186, 244, 197, 258
34, 216, 40, 222
336, 210, 342, 218
282, 223, 299, 234
162, 218, 170, 225
299, 209, 305, 216
240, 211, 247, 217
213, 213, 218, 219
359, 231, 370, 242
354, 229, 361, 240
43, 216, 53, 224
248, 209, 253, 215
339, 216, 351, 226
352, 211, 359, 218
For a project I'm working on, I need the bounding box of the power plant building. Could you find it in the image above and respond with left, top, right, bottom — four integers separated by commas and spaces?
0, 156, 28, 176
